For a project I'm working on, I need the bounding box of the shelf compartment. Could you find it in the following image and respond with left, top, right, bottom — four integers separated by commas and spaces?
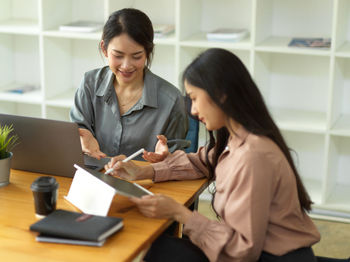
281, 130, 326, 205
179, 0, 252, 45
330, 114, 350, 137
45, 106, 71, 121
0, 101, 42, 118
0, 19, 39, 35
336, 42, 350, 58
333, 0, 350, 54
180, 32, 251, 50
42, 36, 105, 99
45, 88, 76, 108
255, 0, 333, 46
330, 57, 350, 134
0, 83, 42, 104
254, 52, 330, 131
0, 34, 41, 104
41, 0, 104, 32
42, 30, 102, 40
109, 0, 176, 39
151, 45, 176, 86
0, 0, 39, 34
255, 36, 331, 56
179, 46, 251, 84
154, 33, 176, 46
271, 108, 327, 133
324, 135, 350, 211
322, 184, 350, 212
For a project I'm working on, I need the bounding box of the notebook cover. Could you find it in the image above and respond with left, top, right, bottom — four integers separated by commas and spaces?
30, 209, 123, 242
36, 234, 105, 247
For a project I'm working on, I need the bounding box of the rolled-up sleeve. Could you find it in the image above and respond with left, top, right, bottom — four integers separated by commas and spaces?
69, 74, 95, 135
152, 147, 209, 182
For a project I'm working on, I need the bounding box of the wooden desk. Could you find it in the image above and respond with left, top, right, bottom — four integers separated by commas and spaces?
0, 167, 207, 262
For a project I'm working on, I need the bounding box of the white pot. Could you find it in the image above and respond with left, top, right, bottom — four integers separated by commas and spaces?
0, 152, 13, 187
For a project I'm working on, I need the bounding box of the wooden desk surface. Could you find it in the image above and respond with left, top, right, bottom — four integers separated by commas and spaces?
0, 166, 207, 262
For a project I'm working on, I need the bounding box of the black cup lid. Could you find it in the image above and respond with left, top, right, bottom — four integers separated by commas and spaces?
30, 176, 59, 192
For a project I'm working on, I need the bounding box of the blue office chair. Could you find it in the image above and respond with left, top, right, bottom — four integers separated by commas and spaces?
185, 116, 199, 153
167, 116, 199, 153
167, 95, 200, 153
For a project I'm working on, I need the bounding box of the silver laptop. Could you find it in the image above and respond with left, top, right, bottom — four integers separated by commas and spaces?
0, 113, 109, 177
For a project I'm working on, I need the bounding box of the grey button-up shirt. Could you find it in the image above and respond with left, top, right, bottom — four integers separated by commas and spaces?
70, 66, 188, 160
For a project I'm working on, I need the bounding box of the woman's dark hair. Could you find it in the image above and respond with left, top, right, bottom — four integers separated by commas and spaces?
101, 8, 154, 67
182, 48, 313, 213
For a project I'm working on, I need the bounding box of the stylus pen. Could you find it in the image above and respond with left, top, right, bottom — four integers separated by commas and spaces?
104, 148, 145, 175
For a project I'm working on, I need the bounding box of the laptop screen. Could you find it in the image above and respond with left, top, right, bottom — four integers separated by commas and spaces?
0, 113, 86, 177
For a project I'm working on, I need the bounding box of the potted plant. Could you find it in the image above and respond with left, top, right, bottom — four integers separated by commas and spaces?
0, 124, 19, 187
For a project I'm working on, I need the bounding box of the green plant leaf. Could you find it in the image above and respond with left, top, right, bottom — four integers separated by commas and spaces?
0, 124, 19, 159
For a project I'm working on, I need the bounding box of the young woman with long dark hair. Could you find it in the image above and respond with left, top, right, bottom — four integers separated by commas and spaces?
105, 48, 321, 261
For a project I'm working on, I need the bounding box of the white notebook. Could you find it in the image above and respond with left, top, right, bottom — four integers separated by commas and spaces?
206, 28, 248, 42
59, 21, 104, 33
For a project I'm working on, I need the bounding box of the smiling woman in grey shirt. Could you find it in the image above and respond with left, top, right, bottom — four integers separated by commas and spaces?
70, 8, 187, 160
70, 66, 187, 159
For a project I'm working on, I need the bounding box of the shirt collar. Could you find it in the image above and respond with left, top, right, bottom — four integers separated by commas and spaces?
96, 67, 158, 108
227, 125, 250, 151
95, 67, 114, 102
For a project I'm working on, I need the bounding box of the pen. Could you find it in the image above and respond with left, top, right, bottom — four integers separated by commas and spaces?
104, 148, 145, 175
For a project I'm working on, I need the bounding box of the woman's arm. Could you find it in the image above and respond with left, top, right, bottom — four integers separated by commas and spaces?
79, 128, 106, 159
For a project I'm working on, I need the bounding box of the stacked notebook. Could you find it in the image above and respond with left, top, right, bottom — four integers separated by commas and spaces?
206, 28, 248, 42
59, 21, 104, 33
30, 209, 123, 246
153, 24, 174, 38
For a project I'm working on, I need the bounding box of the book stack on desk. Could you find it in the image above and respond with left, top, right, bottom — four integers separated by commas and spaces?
30, 209, 123, 246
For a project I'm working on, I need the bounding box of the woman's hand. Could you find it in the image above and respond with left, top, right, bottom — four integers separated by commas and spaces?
129, 194, 193, 224
104, 155, 154, 181
79, 128, 106, 159
143, 135, 170, 163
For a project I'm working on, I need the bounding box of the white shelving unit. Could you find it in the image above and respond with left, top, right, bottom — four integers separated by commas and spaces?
1, 0, 350, 219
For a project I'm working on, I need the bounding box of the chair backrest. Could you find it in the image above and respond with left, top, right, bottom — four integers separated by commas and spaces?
185, 116, 199, 153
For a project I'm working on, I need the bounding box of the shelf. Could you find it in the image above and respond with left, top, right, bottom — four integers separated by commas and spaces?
303, 178, 323, 205
322, 183, 350, 212
180, 32, 251, 49
272, 109, 327, 133
43, 30, 102, 40
46, 106, 71, 121
256, 36, 331, 56
330, 114, 350, 136
0, 19, 39, 35
0, 100, 42, 117
45, 89, 76, 108
154, 34, 176, 45
0, 83, 42, 104
335, 42, 350, 58
281, 130, 325, 197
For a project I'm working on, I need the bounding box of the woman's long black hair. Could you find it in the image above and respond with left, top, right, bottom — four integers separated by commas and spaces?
182, 48, 312, 213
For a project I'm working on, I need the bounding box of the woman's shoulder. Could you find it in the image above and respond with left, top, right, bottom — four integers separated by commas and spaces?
83, 66, 111, 82
145, 69, 182, 100
236, 133, 285, 166
80, 66, 113, 93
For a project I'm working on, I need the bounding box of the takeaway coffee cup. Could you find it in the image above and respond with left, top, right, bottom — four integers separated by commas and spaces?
30, 176, 59, 218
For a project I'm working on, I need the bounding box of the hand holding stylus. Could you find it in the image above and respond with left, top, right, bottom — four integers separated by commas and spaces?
104, 148, 145, 175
